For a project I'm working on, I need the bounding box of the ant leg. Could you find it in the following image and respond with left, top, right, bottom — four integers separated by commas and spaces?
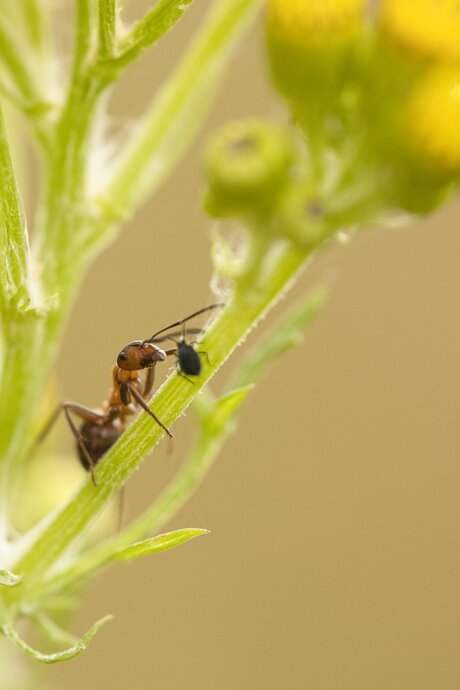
28, 405, 63, 464
126, 383, 173, 439
33, 401, 106, 482
32, 401, 105, 450
177, 369, 196, 385
61, 402, 107, 425
61, 403, 107, 486
142, 365, 156, 399
34, 405, 63, 446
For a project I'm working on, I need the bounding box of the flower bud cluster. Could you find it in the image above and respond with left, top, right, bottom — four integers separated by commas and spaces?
204, 119, 330, 276
202, 2, 460, 287
266, 0, 460, 215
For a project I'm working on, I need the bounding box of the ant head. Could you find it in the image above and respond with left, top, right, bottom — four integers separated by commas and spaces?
117, 340, 167, 371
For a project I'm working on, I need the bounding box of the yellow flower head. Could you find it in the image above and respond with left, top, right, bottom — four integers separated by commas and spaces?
267, 0, 366, 48
403, 66, 460, 173
381, 0, 460, 62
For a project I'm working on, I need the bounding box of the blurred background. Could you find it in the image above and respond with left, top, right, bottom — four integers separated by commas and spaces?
19, 1, 459, 688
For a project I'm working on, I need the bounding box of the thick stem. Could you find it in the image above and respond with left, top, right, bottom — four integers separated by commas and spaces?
0, 81, 102, 516
6, 243, 309, 603
0, 0, 264, 523
0, 0, 266, 620
98, 0, 116, 59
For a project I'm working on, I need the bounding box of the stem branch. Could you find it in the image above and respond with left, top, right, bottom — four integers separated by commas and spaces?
7, 244, 308, 602
98, 0, 264, 220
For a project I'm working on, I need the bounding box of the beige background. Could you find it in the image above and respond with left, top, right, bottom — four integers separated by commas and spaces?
41, 3, 460, 689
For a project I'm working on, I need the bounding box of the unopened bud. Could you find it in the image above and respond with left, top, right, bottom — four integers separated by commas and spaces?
204, 120, 295, 217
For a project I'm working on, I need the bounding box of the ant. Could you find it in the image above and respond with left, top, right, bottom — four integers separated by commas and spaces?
40, 304, 223, 485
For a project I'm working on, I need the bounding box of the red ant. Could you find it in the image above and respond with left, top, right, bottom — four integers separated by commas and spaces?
41, 304, 223, 485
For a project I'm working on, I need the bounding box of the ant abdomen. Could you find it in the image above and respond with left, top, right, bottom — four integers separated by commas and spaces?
77, 420, 122, 471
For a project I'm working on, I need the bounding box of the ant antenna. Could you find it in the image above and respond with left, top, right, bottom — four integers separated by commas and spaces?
148, 303, 224, 342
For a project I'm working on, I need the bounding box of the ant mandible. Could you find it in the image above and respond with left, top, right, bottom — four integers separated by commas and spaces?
41, 304, 223, 485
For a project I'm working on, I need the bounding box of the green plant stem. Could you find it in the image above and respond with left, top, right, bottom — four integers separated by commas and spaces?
0, 103, 38, 513
0, 2, 102, 511
5, 243, 309, 606
99, 0, 264, 220
47, 288, 327, 593
38, 432, 228, 596
33, 389, 247, 596
0, 0, 263, 522
98, 0, 116, 59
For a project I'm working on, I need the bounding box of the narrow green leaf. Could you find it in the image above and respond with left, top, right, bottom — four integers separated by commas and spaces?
115, 0, 195, 67
1, 614, 112, 664
114, 528, 209, 561
34, 529, 209, 599
0, 568, 22, 587
205, 385, 253, 434
0, 103, 31, 312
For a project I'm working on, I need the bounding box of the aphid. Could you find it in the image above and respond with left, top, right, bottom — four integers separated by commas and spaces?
40, 304, 223, 484
148, 303, 223, 381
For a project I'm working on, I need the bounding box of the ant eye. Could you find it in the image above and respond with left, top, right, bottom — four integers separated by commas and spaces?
118, 351, 128, 361
142, 342, 150, 350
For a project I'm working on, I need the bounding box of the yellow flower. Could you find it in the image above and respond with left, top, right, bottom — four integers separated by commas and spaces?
403, 66, 460, 173
381, 0, 460, 62
267, 0, 366, 48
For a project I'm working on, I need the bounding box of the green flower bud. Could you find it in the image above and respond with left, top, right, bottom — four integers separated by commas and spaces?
276, 183, 328, 248
203, 120, 295, 218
